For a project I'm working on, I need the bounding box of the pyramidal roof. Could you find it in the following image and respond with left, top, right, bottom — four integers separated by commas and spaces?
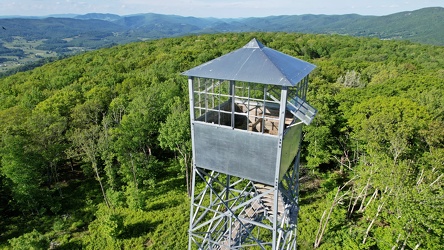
182, 38, 316, 86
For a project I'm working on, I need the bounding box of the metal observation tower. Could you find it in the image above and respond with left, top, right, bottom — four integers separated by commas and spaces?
182, 38, 317, 249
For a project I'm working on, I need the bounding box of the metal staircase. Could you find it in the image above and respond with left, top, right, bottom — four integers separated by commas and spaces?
254, 183, 286, 221
217, 183, 288, 249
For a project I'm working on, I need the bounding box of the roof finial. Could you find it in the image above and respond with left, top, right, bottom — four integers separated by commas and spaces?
243, 38, 264, 49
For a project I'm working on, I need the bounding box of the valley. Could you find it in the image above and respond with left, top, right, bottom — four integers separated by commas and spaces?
1, 7, 443, 77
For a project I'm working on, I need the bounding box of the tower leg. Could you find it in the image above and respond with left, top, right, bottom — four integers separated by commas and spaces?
188, 153, 301, 250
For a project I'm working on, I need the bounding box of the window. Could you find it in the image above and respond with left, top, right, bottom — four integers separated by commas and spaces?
192, 78, 294, 135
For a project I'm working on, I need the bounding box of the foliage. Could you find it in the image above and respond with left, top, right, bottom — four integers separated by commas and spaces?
158, 96, 192, 195
1, 8, 443, 77
8, 230, 49, 250
0, 32, 443, 249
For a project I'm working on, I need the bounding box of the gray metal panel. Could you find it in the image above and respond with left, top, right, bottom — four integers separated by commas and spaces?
193, 122, 279, 185
287, 96, 317, 125
279, 123, 303, 180
182, 38, 316, 86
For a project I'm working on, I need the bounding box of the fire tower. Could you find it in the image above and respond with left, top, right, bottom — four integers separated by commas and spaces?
183, 38, 316, 249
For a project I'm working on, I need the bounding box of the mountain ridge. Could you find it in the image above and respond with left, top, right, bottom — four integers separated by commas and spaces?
0, 7, 442, 75
1, 7, 442, 45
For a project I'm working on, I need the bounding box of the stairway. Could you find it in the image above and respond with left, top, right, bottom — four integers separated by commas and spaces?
217, 183, 286, 249
254, 183, 285, 221
217, 199, 263, 249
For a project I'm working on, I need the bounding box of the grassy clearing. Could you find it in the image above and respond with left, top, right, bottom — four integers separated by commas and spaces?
0, 162, 190, 249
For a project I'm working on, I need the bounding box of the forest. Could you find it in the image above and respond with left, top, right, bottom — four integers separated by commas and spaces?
0, 32, 443, 249
1, 7, 442, 77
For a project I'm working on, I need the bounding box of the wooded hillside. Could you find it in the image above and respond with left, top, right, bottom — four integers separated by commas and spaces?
2, 7, 443, 77
0, 32, 443, 249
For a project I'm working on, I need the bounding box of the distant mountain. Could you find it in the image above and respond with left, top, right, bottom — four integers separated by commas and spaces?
74, 13, 122, 22
1, 7, 441, 76
0, 14, 78, 19
1, 7, 442, 46
0, 7, 443, 77
86, 7, 444, 46
0, 17, 126, 41
353, 7, 444, 45
220, 7, 444, 45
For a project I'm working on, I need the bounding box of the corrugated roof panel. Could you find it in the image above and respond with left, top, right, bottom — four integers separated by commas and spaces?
182, 38, 316, 86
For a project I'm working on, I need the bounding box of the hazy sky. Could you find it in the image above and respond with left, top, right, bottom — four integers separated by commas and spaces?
1, 0, 443, 18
